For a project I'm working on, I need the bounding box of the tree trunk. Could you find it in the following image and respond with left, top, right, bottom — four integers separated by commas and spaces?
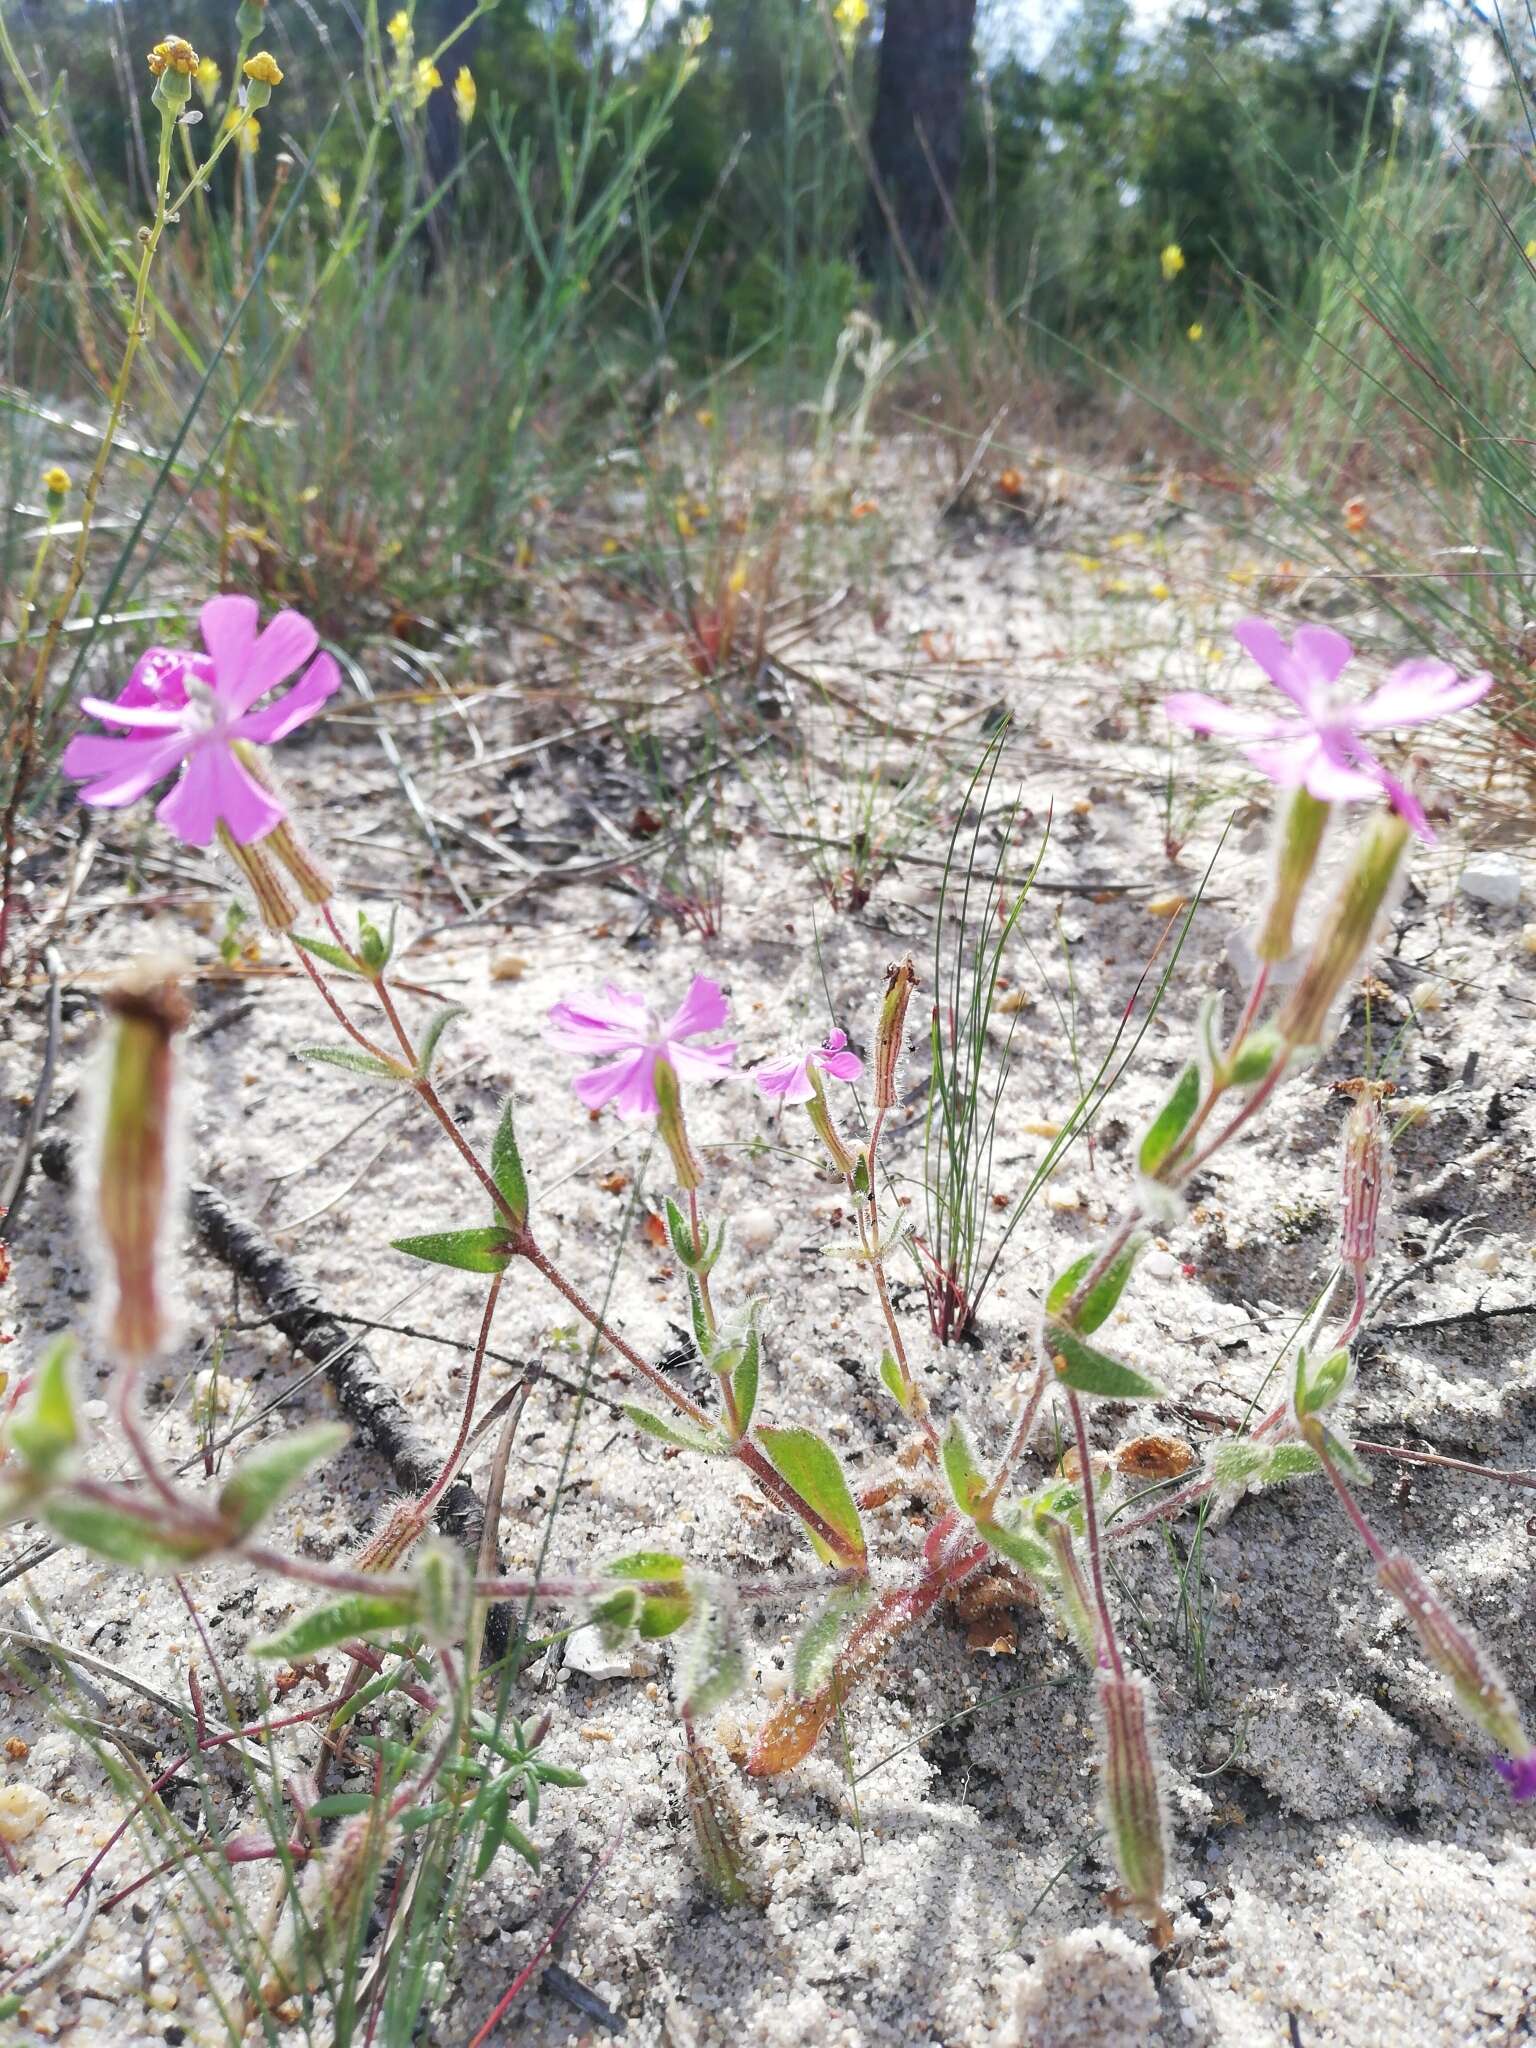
857, 0, 978, 305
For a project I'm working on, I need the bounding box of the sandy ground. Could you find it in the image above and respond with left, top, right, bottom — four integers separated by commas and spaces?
2, 443, 1534, 2045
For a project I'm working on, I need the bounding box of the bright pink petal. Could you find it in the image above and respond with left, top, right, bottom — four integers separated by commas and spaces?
120, 648, 198, 711
232, 653, 341, 743
155, 744, 285, 848
661, 973, 730, 1044
1230, 618, 1312, 708
667, 1040, 736, 1085
1371, 764, 1433, 844
1301, 732, 1385, 803
1165, 690, 1291, 742
1241, 735, 1324, 787
199, 594, 260, 688
64, 732, 191, 806
756, 1052, 815, 1102
1289, 624, 1354, 694
226, 609, 321, 715
817, 1044, 863, 1083
547, 984, 653, 1053
571, 1047, 660, 1116
1353, 663, 1493, 732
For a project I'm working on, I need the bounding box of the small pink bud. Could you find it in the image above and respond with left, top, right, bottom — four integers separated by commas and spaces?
217, 823, 298, 932
1378, 1550, 1532, 1764
653, 1056, 703, 1190
1338, 1079, 1393, 1272
873, 956, 919, 1113
1277, 809, 1411, 1048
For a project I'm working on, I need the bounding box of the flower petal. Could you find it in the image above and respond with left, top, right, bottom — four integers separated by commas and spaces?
232, 653, 342, 743
63, 732, 190, 806
547, 983, 652, 1053
1353, 662, 1493, 732
667, 1039, 737, 1085
1241, 735, 1324, 788
1289, 624, 1355, 693
1164, 690, 1292, 742
755, 1052, 814, 1102
661, 973, 731, 1044
120, 647, 198, 712
199, 594, 261, 690
155, 743, 285, 848
77, 694, 187, 732
1230, 618, 1314, 708
817, 1045, 863, 1083
571, 1047, 660, 1117
226, 609, 322, 716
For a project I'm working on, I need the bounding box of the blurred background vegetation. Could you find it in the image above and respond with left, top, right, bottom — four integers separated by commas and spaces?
5, 0, 1536, 699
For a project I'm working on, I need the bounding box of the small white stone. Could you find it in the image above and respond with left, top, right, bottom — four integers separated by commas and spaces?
1144, 1248, 1179, 1280
1409, 981, 1443, 1013
733, 1205, 780, 1253
1460, 858, 1522, 909
1521, 923, 1536, 955
1472, 1247, 1501, 1274
562, 1627, 649, 1683
82, 1398, 108, 1422
0, 1784, 49, 1842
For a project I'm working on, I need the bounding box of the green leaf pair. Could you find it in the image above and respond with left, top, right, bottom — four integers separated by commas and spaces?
757, 1425, 866, 1567
940, 1420, 1054, 1578
663, 1195, 726, 1274
590, 1551, 695, 1645
1045, 1234, 1145, 1335
391, 1098, 530, 1270
1045, 1323, 1163, 1402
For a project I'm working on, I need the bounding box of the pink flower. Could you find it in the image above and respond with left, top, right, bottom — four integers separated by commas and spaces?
754, 1028, 863, 1104
1494, 1752, 1536, 1801
1164, 619, 1492, 842
61, 595, 340, 847
547, 974, 736, 1116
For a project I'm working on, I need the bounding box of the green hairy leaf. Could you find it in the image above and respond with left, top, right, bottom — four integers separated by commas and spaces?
731, 1315, 760, 1437
217, 1421, 350, 1538
976, 1515, 1052, 1579
390, 1225, 511, 1273
297, 1045, 409, 1083
756, 1425, 866, 1565
355, 907, 397, 974
1047, 1325, 1163, 1402
43, 1495, 217, 1571
603, 1550, 693, 1638
5, 1335, 80, 1480
1296, 1346, 1351, 1417
414, 1004, 467, 1078
1045, 1234, 1144, 1335
1226, 1030, 1283, 1086
941, 1417, 987, 1516
792, 1584, 870, 1698
252, 1589, 421, 1660
1263, 1443, 1323, 1482
878, 1348, 910, 1413
675, 1580, 744, 1717
290, 933, 364, 978
1138, 1062, 1200, 1177
490, 1097, 529, 1227
623, 1405, 725, 1456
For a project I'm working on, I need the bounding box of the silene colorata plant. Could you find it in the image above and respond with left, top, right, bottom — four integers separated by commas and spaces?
5, 564, 1532, 2028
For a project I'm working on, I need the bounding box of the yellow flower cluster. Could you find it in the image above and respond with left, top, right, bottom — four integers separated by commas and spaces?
1159, 243, 1185, 282
43, 465, 71, 497
454, 65, 476, 125
147, 36, 199, 79
244, 51, 283, 86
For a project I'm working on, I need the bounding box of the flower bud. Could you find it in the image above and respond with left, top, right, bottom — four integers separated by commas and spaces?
147, 37, 199, 111
1040, 1514, 1098, 1664
1096, 1668, 1169, 1937
653, 1056, 703, 1191
1276, 809, 1411, 1050
265, 820, 334, 908
262, 1811, 399, 2006
236, 0, 269, 37
217, 824, 298, 933
352, 1495, 429, 1575
415, 1538, 469, 1651
1378, 1550, 1532, 1769
873, 955, 918, 1113
43, 465, 70, 509
90, 969, 190, 1364
1338, 1079, 1392, 1275
241, 50, 283, 110
804, 1063, 856, 1178
453, 65, 477, 125
1256, 788, 1329, 963
682, 1723, 760, 1904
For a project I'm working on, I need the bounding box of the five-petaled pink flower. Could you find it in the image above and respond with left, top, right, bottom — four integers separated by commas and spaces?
1164, 619, 1492, 841
62, 595, 340, 847
547, 975, 736, 1116
754, 1029, 863, 1104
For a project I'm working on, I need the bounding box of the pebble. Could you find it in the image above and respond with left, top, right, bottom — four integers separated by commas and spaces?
490, 951, 529, 981
733, 1205, 780, 1252
1144, 1248, 1179, 1280
1521, 923, 1536, 955
0, 1783, 50, 1843
1459, 858, 1522, 909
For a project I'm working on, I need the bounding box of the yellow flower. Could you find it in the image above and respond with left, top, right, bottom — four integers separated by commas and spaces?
244, 51, 283, 86
43, 465, 71, 497
1186, 321, 1204, 342
195, 55, 221, 102
1160, 243, 1185, 282
223, 106, 260, 152
833, 0, 870, 48
695, 408, 715, 428
412, 58, 442, 107
147, 36, 199, 78
453, 65, 476, 125
317, 173, 342, 212
1525, 238, 1536, 261
681, 14, 713, 51
1149, 581, 1171, 601
386, 10, 411, 46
